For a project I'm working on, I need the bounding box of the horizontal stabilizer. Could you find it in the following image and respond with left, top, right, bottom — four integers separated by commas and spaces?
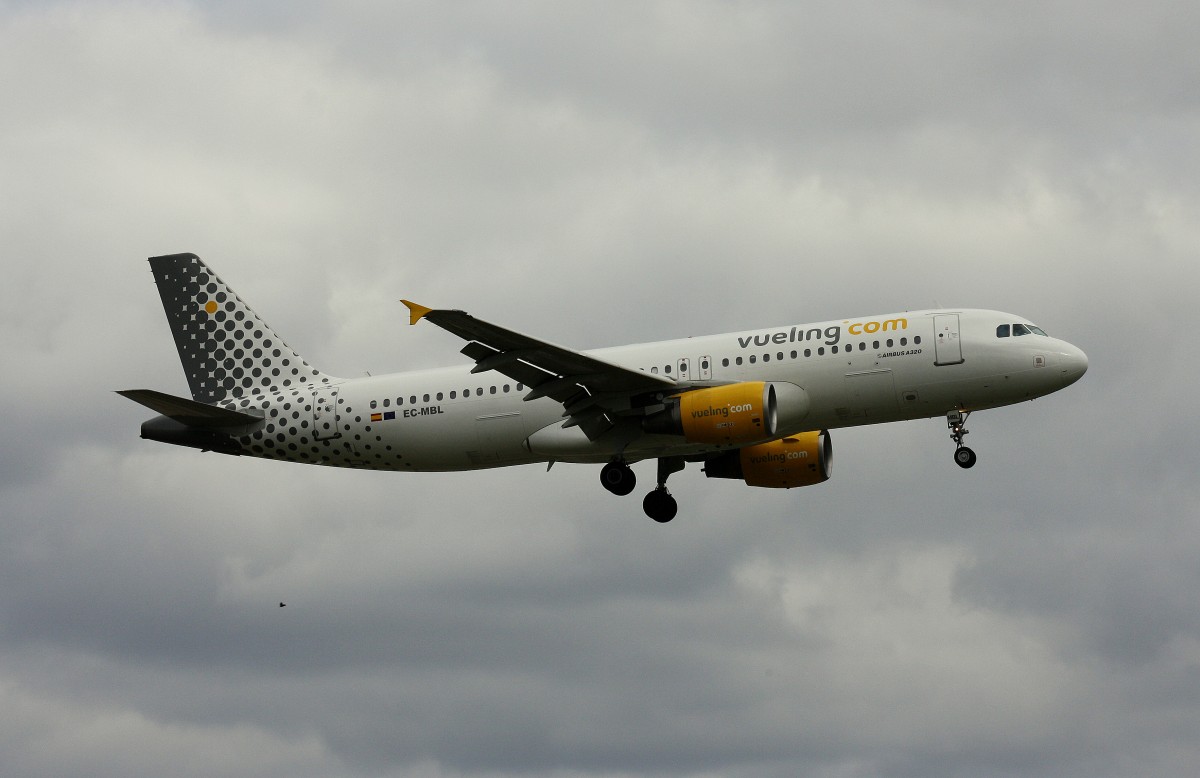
117, 389, 264, 428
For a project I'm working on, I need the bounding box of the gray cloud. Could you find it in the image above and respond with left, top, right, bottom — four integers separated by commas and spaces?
1, 1, 1197, 776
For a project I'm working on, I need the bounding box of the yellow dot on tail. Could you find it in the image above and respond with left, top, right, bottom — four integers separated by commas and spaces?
204, 300, 218, 314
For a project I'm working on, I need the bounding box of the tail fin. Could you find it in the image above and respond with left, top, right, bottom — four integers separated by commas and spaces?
148, 253, 335, 403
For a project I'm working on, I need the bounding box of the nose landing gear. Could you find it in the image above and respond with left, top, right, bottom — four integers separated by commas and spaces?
948, 410, 977, 469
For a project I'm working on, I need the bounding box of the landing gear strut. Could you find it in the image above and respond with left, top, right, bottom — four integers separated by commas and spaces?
947, 410, 977, 469
643, 457, 683, 523
600, 459, 636, 496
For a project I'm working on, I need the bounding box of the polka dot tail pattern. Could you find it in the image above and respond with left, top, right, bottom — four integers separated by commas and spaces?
148, 253, 329, 404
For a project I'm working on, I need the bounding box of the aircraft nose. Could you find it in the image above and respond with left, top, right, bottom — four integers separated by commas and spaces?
1061, 343, 1088, 383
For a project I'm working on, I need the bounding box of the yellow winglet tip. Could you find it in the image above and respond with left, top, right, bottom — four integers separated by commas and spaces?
400, 299, 433, 326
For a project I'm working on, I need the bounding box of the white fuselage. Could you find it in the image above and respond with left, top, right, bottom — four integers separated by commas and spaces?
231, 309, 1087, 472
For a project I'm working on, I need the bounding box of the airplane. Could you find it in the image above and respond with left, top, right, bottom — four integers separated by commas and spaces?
120, 253, 1088, 523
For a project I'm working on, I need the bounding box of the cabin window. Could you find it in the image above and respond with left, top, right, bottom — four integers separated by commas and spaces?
749, 355, 757, 364
722, 358, 730, 367
370, 400, 377, 409
449, 391, 456, 399
804, 349, 812, 358
900, 338, 908, 346
763, 353, 770, 362
735, 356, 743, 366
914, 336, 922, 345
436, 392, 444, 401
383, 398, 390, 407
651, 366, 659, 374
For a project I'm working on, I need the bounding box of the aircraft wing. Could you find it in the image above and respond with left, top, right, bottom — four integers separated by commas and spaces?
402, 300, 678, 438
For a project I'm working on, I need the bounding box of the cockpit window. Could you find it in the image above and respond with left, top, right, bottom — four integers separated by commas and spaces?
1000, 322, 1049, 339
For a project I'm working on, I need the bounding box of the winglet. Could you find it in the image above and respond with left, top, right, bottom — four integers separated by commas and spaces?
401, 299, 433, 326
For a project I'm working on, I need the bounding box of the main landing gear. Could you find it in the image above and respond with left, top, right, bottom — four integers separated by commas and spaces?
643, 457, 683, 523
600, 459, 636, 496
947, 410, 977, 469
601, 457, 682, 523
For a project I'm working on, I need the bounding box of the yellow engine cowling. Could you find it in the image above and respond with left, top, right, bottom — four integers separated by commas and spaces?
643, 382, 778, 445
704, 430, 832, 488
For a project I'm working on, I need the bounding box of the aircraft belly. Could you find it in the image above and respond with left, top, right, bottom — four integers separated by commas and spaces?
469, 410, 529, 465
365, 397, 554, 471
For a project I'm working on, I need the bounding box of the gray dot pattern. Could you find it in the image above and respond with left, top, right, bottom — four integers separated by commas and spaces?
148, 253, 328, 405
143, 253, 410, 471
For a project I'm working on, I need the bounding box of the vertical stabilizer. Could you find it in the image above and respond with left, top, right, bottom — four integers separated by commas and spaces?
148, 253, 334, 403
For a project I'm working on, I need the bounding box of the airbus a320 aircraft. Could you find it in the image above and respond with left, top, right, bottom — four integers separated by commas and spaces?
121, 253, 1088, 523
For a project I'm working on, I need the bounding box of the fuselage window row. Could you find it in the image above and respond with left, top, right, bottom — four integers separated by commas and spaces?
368, 383, 526, 411
365, 333, 930, 411
718, 335, 921, 368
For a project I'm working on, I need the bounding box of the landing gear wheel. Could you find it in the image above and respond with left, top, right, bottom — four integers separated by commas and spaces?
643, 488, 678, 523
600, 461, 636, 496
947, 410, 976, 470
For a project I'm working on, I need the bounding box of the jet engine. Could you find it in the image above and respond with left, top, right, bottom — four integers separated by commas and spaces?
704, 430, 832, 488
642, 381, 810, 445
643, 382, 777, 444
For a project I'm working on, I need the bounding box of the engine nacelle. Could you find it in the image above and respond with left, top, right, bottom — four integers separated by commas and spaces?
704, 430, 832, 488
643, 381, 811, 445
643, 382, 778, 445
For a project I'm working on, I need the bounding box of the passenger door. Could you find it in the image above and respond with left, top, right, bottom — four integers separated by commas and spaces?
933, 314, 964, 366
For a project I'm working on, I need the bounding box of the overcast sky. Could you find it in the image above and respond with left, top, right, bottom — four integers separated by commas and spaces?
1, 1, 1198, 776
